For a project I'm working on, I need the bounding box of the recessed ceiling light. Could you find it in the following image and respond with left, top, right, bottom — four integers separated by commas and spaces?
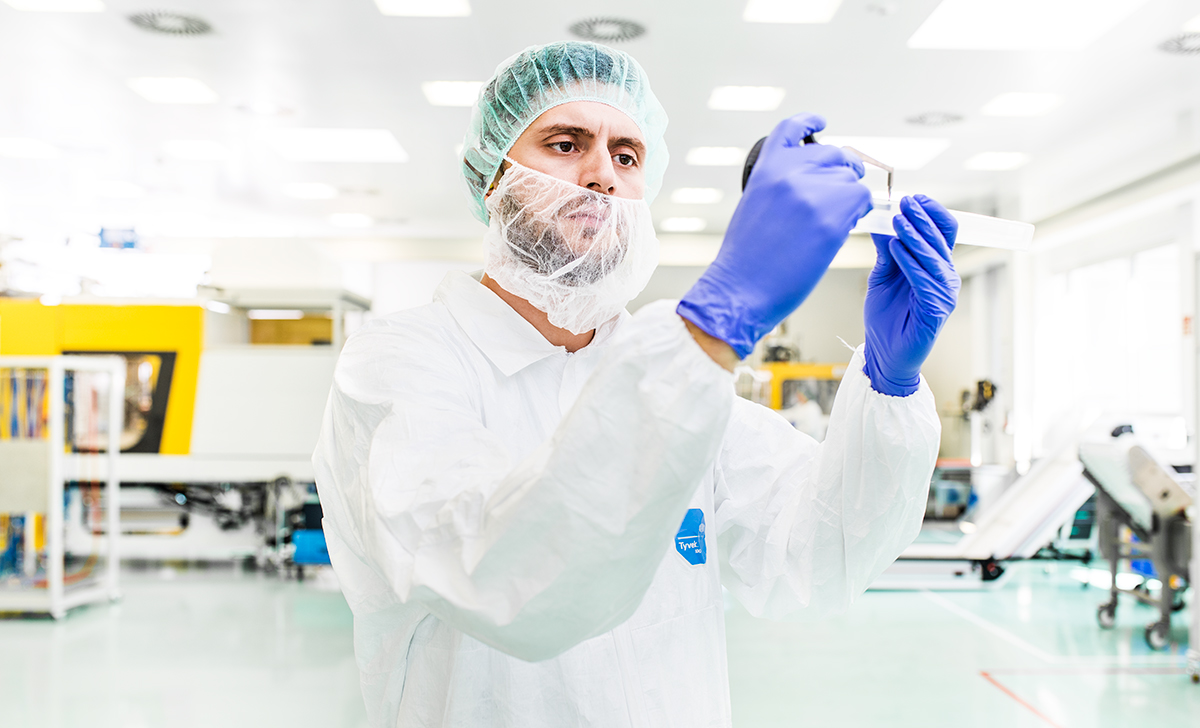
670, 188, 724, 204
3, 0, 104, 11
128, 11, 212, 35
127, 77, 219, 104
905, 111, 963, 127
818, 136, 950, 170
374, 0, 470, 17
247, 309, 304, 320
329, 213, 375, 228
421, 81, 483, 107
981, 92, 1061, 117
96, 180, 145, 198
0, 137, 63, 159
1186, 14, 1200, 33
708, 86, 786, 111
660, 217, 707, 233
283, 182, 339, 200
267, 129, 408, 163
964, 152, 1029, 171
1160, 33, 1200, 56
743, 0, 843, 24
161, 139, 229, 161
907, 0, 1149, 51
568, 17, 646, 42
685, 147, 747, 166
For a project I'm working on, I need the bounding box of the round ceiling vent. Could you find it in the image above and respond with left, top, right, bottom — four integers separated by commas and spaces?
568, 17, 646, 43
905, 111, 963, 127
129, 11, 213, 36
1160, 33, 1200, 55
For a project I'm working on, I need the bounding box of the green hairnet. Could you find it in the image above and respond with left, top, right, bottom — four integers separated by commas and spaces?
462, 41, 669, 225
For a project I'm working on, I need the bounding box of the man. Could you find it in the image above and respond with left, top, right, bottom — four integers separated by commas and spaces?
314, 41, 959, 727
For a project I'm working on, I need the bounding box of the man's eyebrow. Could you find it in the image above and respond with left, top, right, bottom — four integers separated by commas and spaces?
538, 124, 646, 156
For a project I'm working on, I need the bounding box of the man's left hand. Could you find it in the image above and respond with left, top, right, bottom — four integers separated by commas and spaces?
863, 195, 961, 397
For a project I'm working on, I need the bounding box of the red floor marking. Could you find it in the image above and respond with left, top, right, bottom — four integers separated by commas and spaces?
979, 671, 1065, 728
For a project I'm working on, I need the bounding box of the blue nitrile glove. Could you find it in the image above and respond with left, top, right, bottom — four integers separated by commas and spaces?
863, 195, 961, 397
677, 113, 871, 358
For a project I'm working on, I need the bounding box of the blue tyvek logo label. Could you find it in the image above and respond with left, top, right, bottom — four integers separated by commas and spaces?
675, 508, 706, 565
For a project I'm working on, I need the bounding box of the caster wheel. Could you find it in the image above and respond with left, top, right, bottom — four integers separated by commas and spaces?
1097, 603, 1116, 629
1192, 673, 1200, 684
1145, 621, 1170, 651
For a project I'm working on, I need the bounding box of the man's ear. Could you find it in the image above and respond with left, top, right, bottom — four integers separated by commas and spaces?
485, 160, 512, 199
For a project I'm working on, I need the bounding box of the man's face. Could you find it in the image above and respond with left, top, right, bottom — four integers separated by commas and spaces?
488, 101, 649, 283
507, 100, 647, 201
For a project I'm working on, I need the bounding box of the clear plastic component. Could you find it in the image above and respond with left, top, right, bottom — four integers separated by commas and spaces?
853, 200, 1034, 251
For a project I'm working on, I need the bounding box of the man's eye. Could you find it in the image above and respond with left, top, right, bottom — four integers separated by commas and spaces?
616, 154, 636, 167
552, 142, 575, 153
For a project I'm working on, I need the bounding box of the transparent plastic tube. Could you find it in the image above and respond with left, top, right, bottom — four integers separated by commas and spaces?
854, 201, 1034, 251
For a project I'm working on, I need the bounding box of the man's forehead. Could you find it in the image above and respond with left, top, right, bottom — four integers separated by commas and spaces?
529, 101, 644, 142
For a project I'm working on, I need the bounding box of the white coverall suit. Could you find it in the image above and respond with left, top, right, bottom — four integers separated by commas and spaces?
312, 270, 941, 727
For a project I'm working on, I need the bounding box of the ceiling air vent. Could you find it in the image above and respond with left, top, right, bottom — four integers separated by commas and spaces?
1160, 33, 1200, 55
906, 112, 963, 127
568, 17, 645, 43
129, 11, 213, 36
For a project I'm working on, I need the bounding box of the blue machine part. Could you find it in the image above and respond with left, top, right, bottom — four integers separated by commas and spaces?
675, 508, 706, 566
292, 529, 331, 565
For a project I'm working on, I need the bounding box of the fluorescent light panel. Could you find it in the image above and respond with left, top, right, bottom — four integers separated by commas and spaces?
162, 139, 229, 161
708, 86, 786, 111
374, 0, 470, 17
422, 81, 482, 107
671, 188, 724, 204
981, 92, 1061, 117
818, 136, 950, 170
3, 0, 104, 11
96, 180, 145, 198
247, 309, 304, 320
907, 0, 1150, 51
283, 182, 339, 200
329, 213, 375, 228
128, 77, 218, 104
965, 152, 1029, 171
0, 137, 62, 159
660, 217, 707, 233
743, 0, 842, 23
268, 129, 408, 163
686, 147, 747, 166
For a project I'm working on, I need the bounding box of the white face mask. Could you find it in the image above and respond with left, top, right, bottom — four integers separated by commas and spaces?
483, 159, 660, 335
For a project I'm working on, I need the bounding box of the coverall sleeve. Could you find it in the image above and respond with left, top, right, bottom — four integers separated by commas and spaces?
312, 301, 733, 662
713, 345, 940, 620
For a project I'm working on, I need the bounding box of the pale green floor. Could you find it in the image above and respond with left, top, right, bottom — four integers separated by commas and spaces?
0, 562, 1196, 727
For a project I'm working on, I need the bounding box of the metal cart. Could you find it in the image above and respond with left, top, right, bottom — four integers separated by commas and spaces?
1079, 439, 1192, 651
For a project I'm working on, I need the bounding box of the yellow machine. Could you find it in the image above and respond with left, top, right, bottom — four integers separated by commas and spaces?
757, 361, 848, 411
0, 299, 202, 454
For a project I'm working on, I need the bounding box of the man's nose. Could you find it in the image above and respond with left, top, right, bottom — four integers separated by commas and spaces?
579, 146, 616, 195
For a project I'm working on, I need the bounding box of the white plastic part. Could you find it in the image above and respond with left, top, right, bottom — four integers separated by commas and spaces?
854, 200, 1034, 251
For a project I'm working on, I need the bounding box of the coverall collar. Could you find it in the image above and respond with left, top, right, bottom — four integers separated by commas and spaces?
435, 270, 627, 377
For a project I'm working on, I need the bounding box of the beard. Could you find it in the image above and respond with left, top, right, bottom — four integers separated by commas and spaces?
496, 189, 630, 286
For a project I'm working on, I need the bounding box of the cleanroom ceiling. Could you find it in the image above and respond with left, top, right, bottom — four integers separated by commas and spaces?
0, 0, 1198, 242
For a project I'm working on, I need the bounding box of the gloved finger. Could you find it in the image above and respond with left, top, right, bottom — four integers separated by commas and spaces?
899, 196, 952, 263
870, 233, 900, 278
913, 194, 958, 250
796, 144, 866, 178
893, 213, 957, 286
889, 238, 957, 318
765, 113, 827, 151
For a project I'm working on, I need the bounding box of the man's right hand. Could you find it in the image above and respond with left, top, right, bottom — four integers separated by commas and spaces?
676, 113, 871, 359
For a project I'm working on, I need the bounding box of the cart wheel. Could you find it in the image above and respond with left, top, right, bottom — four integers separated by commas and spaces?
1171, 592, 1187, 613
1145, 621, 1170, 651
1192, 673, 1199, 684
1097, 603, 1116, 629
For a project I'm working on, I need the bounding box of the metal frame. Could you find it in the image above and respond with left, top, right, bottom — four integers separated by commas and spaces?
0, 355, 124, 618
